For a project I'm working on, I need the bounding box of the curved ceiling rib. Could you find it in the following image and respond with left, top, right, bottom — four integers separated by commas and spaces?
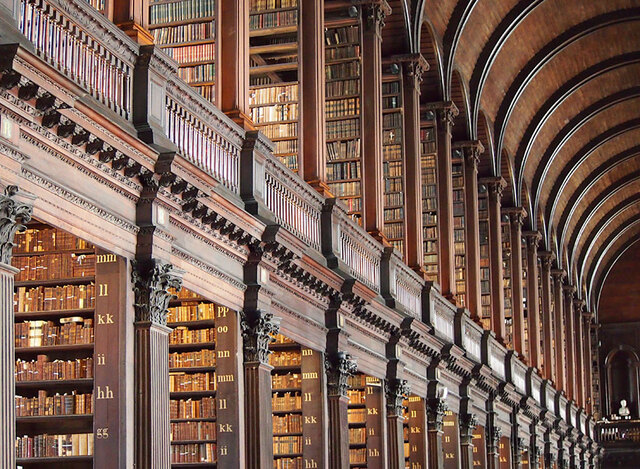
442, 0, 479, 97
468, 0, 544, 134
593, 236, 640, 316
519, 58, 640, 202
492, 9, 640, 165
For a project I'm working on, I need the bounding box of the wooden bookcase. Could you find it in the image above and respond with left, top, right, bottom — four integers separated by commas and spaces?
420, 124, 438, 282
452, 157, 467, 307
537, 260, 544, 373
324, 9, 363, 225
382, 66, 405, 255
502, 221, 513, 348
249, 0, 300, 171
478, 192, 491, 330
347, 374, 384, 468
149, 0, 219, 103
403, 395, 427, 467
442, 410, 459, 467
522, 241, 529, 357
13, 222, 125, 468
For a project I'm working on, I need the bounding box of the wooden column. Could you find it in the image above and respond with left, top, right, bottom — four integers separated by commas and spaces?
487, 417, 501, 469
0, 186, 32, 469
504, 208, 526, 357
552, 269, 567, 392
427, 398, 447, 469
386, 379, 410, 469
457, 141, 484, 320
361, 1, 391, 241
573, 299, 585, 407
241, 310, 280, 468
301, 347, 327, 468
132, 259, 183, 469
460, 413, 479, 469
425, 101, 459, 301
299, 0, 329, 192
484, 177, 507, 340
523, 231, 542, 370
538, 250, 555, 381
564, 285, 577, 400
583, 312, 594, 413
219, 0, 251, 128
326, 352, 357, 469
112, 0, 154, 44
401, 54, 429, 272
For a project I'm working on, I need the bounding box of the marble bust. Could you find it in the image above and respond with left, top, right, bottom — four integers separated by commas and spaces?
619, 399, 630, 418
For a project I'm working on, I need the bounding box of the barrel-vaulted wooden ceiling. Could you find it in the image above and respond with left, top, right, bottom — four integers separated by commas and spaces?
380, 0, 640, 317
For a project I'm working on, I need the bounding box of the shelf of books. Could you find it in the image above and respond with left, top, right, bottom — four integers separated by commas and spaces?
537, 261, 544, 374
249, 0, 300, 171
420, 124, 438, 282
522, 241, 529, 357
502, 221, 513, 349
84, 0, 107, 15
403, 395, 427, 467
478, 193, 491, 330
324, 10, 363, 225
452, 158, 467, 307
347, 373, 384, 468
149, 0, 218, 103
13, 222, 125, 468
382, 67, 405, 254
269, 334, 324, 468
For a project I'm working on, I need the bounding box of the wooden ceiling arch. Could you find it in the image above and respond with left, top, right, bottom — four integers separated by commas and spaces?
595, 237, 640, 319
450, 69, 472, 141
418, 20, 445, 102
475, 110, 496, 177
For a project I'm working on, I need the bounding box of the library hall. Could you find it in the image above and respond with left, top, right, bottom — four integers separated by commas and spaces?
0, 0, 639, 467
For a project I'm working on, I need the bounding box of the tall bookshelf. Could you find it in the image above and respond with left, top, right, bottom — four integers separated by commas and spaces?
12, 222, 125, 468
249, 0, 300, 171
537, 262, 544, 373
149, 0, 218, 103
269, 334, 324, 468
452, 157, 467, 307
420, 124, 438, 282
347, 374, 384, 468
382, 66, 405, 254
403, 395, 427, 468
522, 241, 529, 357
324, 11, 363, 225
502, 220, 513, 349
478, 192, 491, 330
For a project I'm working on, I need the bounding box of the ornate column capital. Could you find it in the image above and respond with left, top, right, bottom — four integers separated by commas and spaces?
240, 310, 280, 364
132, 259, 183, 325
523, 230, 542, 249
325, 352, 357, 397
573, 298, 585, 312
563, 283, 576, 296
391, 53, 429, 90
504, 206, 527, 227
362, 0, 391, 34
424, 101, 459, 127
538, 250, 555, 270
385, 378, 410, 416
0, 185, 33, 265
459, 412, 478, 437
551, 268, 566, 282
453, 140, 484, 168
479, 176, 506, 199
427, 397, 448, 432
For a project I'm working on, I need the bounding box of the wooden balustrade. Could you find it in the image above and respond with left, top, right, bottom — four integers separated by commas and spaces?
598, 420, 640, 444
18, 0, 135, 118
339, 223, 381, 293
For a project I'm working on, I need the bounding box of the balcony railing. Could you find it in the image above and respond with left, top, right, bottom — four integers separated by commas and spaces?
599, 420, 640, 444
18, 0, 135, 118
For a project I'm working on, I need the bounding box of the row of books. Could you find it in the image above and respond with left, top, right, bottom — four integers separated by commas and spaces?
385, 192, 404, 207
424, 254, 438, 264
339, 197, 362, 213
382, 96, 400, 110
169, 350, 215, 369
383, 113, 402, 129
15, 391, 93, 417
15, 319, 94, 348
422, 140, 437, 154
270, 351, 301, 367
347, 408, 366, 423
197, 83, 215, 103
326, 62, 360, 81
14, 229, 92, 253
325, 26, 359, 46
15, 285, 95, 312
347, 389, 365, 405
423, 211, 437, 224
383, 160, 403, 178
273, 435, 302, 455
149, 0, 216, 25
329, 181, 360, 198
350, 448, 366, 463
277, 155, 298, 170
272, 373, 301, 389
384, 178, 403, 193
382, 81, 400, 95
384, 207, 404, 222
171, 421, 216, 441
423, 227, 437, 240
170, 327, 215, 345
383, 144, 402, 160
349, 427, 366, 443
326, 97, 359, 119
16, 433, 93, 458
249, 10, 298, 30
326, 139, 360, 161
272, 392, 301, 412
178, 63, 216, 84
384, 223, 404, 240
152, 21, 215, 45
249, 0, 297, 11
326, 160, 360, 181
272, 413, 302, 433
258, 122, 298, 139
326, 78, 360, 98
326, 44, 360, 62
273, 457, 302, 469
250, 83, 298, 105
171, 442, 215, 463
170, 397, 216, 420
250, 103, 298, 124
164, 43, 215, 65
274, 140, 298, 154
14, 254, 95, 282
168, 302, 216, 322
16, 356, 93, 381
327, 118, 359, 140
169, 372, 216, 392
